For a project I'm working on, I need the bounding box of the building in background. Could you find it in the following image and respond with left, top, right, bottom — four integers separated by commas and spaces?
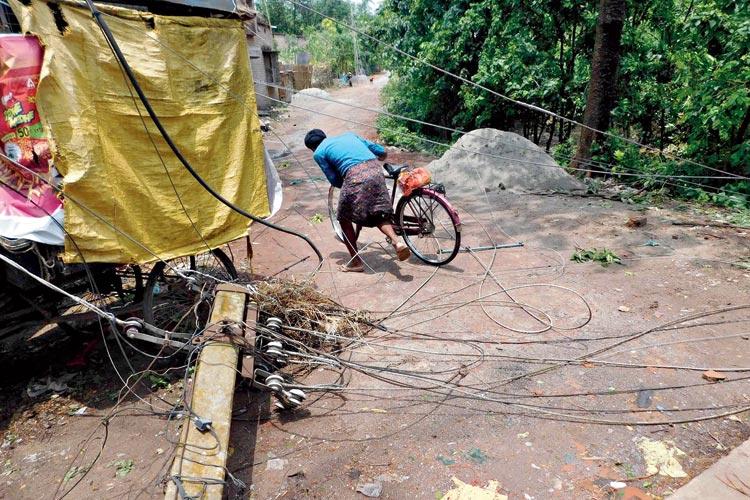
244, 7, 281, 113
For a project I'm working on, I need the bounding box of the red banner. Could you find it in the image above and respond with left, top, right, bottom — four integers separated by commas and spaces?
0, 34, 63, 244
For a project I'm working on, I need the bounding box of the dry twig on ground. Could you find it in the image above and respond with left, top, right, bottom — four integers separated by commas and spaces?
253, 280, 371, 349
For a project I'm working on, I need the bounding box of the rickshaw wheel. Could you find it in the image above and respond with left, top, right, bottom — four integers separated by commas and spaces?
142, 248, 237, 339
114, 264, 144, 304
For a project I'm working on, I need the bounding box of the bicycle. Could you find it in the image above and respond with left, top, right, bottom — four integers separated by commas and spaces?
328, 163, 462, 266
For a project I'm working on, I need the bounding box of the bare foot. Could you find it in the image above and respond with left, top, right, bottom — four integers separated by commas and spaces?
340, 263, 365, 273
395, 243, 411, 261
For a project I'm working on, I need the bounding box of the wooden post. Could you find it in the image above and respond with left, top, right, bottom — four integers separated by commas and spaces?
164, 288, 254, 500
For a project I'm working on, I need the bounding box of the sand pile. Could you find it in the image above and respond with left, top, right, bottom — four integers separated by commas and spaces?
427, 129, 585, 197
291, 88, 332, 106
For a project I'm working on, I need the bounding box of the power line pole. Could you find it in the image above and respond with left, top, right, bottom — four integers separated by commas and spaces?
350, 4, 362, 75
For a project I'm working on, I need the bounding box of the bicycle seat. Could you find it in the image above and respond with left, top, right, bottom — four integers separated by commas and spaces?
383, 163, 408, 179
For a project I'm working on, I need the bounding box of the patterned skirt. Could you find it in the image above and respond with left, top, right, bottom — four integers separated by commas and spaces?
337, 159, 393, 227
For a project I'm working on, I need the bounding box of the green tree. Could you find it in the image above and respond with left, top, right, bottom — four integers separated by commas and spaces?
304, 18, 355, 73
372, 0, 599, 145
373, 0, 748, 199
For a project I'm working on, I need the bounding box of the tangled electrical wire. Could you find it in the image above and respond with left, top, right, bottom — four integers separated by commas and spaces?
1, 1, 748, 499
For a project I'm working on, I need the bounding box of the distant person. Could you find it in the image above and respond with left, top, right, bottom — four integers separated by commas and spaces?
346, 72, 353, 87
304, 129, 410, 272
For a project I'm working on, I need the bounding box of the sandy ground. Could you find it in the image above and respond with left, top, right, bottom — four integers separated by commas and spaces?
2, 74, 750, 500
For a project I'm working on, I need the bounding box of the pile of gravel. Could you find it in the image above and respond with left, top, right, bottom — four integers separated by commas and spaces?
427, 129, 585, 197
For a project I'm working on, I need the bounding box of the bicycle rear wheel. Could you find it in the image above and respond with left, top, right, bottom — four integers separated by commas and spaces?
396, 190, 461, 265
143, 248, 237, 335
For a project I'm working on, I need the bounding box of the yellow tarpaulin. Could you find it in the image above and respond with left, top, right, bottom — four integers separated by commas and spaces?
10, 0, 269, 263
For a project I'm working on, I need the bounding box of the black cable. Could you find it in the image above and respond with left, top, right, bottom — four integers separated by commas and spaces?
82, 0, 322, 264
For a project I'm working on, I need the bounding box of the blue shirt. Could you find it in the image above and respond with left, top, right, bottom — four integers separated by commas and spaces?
313, 133, 386, 188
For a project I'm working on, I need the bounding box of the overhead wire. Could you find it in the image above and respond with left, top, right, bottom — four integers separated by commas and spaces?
257, 79, 747, 183
3, 3, 749, 494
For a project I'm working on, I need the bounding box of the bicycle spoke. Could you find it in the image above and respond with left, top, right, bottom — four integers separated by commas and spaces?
399, 191, 460, 265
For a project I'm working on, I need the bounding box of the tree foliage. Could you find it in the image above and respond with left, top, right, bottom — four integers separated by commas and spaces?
368, 0, 750, 201
267, 0, 379, 74
262, 0, 352, 35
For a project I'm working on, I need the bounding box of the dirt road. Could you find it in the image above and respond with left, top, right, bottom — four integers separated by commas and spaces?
2, 75, 750, 500
245, 75, 750, 499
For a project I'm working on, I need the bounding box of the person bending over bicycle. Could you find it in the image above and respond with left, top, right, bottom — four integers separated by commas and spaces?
304, 129, 410, 272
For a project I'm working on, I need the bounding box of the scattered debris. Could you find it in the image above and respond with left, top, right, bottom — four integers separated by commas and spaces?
639, 239, 660, 247
65, 339, 99, 367
610, 481, 627, 489
441, 476, 508, 500
636, 389, 654, 409
466, 447, 487, 464
636, 437, 688, 478
437, 455, 456, 466
622, 486, 654, 499
572, 247, 623, 266
626, 217, 647, 228
619, 306, 631, 312
266, 458, 288, 471
26, 373, 77, 398
359, 408, 388, 413
71, 406, 88, 416
702, 370, 727, 382
374, 473, 408, 483
355, 481, 383, 498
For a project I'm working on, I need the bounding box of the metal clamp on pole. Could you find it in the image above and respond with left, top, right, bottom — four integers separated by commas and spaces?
121, 317, 190, 350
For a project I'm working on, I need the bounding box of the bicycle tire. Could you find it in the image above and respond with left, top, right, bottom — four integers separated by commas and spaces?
396, 189, 461, 265
142, 248, 237, 335
328, 186, 345, 243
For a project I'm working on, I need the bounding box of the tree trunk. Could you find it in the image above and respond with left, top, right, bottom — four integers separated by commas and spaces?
569, 0, 627, 176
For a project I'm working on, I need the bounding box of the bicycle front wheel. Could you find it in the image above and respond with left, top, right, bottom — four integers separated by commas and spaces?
396, 190, 461, 265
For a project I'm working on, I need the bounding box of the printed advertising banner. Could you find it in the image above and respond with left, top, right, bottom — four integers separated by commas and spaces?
0, 34, 64, 245
11, 0, 270, 264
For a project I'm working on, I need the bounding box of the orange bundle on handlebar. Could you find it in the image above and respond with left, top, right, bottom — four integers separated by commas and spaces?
398, 167, 431, 196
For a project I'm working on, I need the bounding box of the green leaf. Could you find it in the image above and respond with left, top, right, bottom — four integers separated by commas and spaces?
114, 459, 134, 478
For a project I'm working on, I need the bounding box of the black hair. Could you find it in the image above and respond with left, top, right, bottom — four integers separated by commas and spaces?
304, 129, 326, 151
